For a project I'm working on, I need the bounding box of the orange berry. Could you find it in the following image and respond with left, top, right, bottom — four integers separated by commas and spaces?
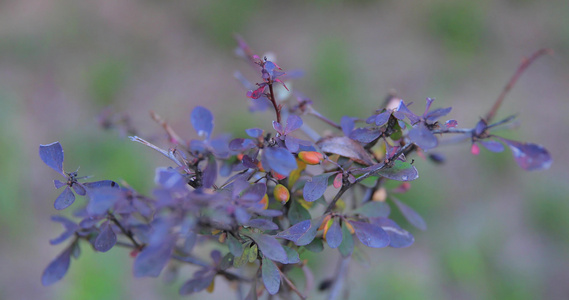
273, 184, 290, 204
298, 151, 323, 165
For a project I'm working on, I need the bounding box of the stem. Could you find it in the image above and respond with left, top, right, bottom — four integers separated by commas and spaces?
485, 48, 551, 123
308, 109, 342, 130
108, 212, 143, 250
268, 82, 281, 124
278, 268, 307, 300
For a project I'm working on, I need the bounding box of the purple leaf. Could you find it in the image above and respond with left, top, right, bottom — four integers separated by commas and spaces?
479, 140, 505, 153
474, 119, 487, 136
284, 115, 303, 134
246, 128, 264, 138
408, 123, 438, 150
54, 179, 66, 189
392, 197, 426, 231
376, 160, 419, 181
272, 120, 284, 134
424, 107, 452, 123
341, 116, 355, 136
396, 101, 420, 124
86, 186, 122, 216
325, 220, 343, 249
191, 106, 214, 139
94, 222, 117, 252
246, 232, 287, 263
499, 138, 552, 171
276, 218, 319, 246
72, 184, 86, 196
349, 220, 390, 248
202, 156, 217, 188
349, 128, 382, 144
133, 235, 176, 277
262, 256, 281, 295
39, 142, 65, 175
317, 136, 375, 165
285, 135, 300, 153
246, 219, 279, 231
374, 111, 391, 126
303, 173, 333, 202
239, 183, 267, 202
42, 247, 72, 286
54, 186, 75, 210
179, 274, 215, 295
262, 147, 297, 176
229, 138, 256, 151
371, 217, 414, 248
83, 180, 119, 191
338, 222, 354, 257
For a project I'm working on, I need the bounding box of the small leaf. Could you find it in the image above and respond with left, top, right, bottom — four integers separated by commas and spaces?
304, 238, 324, 253
86, 186, 122, 216
54, 186, 75, 210
391, 197, 427, 231
191, 106, 214, 139
479, 139, 504, 153
349, 127, 382, 144
499, 138, 552, 171
233, 246, 249, 268
325, 220, 343, 249
424, 107, 452, 122
317, 136, 375, 165
133, 235, 176, 277
41, 247, 72, 286
374, 111, 391, 126
179, 274, 215, 295
262, 256, 281, 295
246, 232, 287, 263
39, 142, 65, 175
262, 147, 297, 176
303, 173, 333, 202
202, 156, 217, 188
248, 244, 258, 263
227, 234, 244, 257
276, 218, 319, 246
284, 115, 303, 134
94, 222, 117, 252
349, 221, 390, 248
341, 116, 355, 136
338, 222, 354, 257
282, 246, 300, 264
288, 200, 311, 225
376, 160, 419, 182
408, 123, 438, 150
246, 128, 263, 138
353, 201, 391, 218
371, 217, 414, 248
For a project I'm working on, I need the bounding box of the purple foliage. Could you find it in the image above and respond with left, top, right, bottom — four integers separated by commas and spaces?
37, 39, 551, 298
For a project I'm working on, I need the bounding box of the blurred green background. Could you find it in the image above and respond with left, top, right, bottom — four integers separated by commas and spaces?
1, 0, 568, 299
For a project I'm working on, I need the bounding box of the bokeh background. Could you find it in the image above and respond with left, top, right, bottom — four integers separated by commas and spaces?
1, 0, 568, 299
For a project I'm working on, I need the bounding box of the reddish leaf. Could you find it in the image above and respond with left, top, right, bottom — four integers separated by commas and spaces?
392, 197, 427, 231
349, 220, 390, 248
303, 173, 333, 202
325, 220, 343, 249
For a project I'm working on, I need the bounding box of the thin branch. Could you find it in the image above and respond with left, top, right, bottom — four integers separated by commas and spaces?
278, 268, 307, 300
108, 212, 143, 250
308, 108, 342, 130
150, 110, 188, 149
485, 48, 551, 123
268, 83, 282, 124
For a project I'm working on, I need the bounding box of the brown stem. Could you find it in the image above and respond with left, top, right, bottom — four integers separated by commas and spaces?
485, 48, 551, 123
308, 109, 342, 130
278, 268, 307, 300
268, 82, 282, 124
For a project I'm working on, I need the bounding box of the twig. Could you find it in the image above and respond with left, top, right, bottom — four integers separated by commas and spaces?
278, 268, 307, 300
485, 48, 551, 123
268, 82, 282, 124
108, 212, 143, 250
